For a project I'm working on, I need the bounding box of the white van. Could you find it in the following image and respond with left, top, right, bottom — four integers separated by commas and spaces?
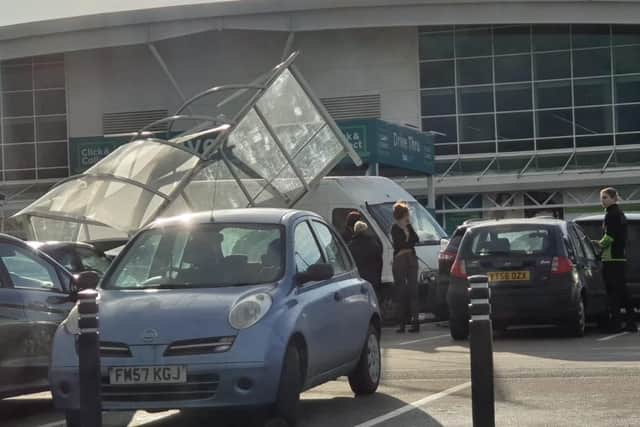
295, 176, 448, 318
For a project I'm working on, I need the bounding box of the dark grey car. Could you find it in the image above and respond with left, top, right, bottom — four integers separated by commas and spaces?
0, 234, 75, 398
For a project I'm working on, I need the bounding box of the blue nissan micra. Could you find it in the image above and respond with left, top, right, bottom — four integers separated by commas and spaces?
50, 209, 381, 426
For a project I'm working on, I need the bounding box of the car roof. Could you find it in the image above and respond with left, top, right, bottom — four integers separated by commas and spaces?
27, 240, 96, 250
574, 212, 640, 221
465, 217, 567, 232
149, 208, 321, 229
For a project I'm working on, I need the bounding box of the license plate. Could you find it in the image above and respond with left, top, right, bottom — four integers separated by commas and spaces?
109, 366, 187, 385
487, 271, 530, 282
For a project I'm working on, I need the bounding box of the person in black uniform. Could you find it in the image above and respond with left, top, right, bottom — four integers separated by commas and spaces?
391, 201, 420, 333
348, 221, 383, 289
596, 187, 637, 333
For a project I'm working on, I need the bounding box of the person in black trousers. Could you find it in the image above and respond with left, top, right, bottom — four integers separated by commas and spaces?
349, 221, 383, 289
391, 201, 420, 333
596, 187, 637, 333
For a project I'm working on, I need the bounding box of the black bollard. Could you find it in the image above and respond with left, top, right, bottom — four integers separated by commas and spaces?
468, 275, 495, 427
77, 289, 102, 427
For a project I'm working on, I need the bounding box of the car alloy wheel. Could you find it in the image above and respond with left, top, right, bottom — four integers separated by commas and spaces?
348, 324, 381, 395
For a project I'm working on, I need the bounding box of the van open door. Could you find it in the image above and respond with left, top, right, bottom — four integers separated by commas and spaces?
13, 52, 361, 241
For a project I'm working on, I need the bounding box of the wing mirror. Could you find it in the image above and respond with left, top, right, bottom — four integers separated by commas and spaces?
295, 263, 334, 286
74, 271, 100, 291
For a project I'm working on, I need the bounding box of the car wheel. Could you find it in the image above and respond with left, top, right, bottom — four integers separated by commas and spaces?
348, 325, 381, 395
65, 410, 81, 427
565, 297, 586, 337
449, 317, 469, 340
273, 343, 302, 426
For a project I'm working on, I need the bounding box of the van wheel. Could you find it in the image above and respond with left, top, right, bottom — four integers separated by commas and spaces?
565, 297, 586, 337
348, 325, 381, 395
65, 410, 81, 427
273, 344, 302, 426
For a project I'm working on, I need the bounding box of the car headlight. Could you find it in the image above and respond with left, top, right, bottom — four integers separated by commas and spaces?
228, 293, 272, 330
63, 305, 80, 335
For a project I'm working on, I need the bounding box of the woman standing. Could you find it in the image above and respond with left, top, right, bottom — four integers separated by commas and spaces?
391, 201, 420, 333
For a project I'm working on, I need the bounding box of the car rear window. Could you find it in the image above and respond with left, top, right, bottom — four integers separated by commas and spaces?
445, 228, 466, 253
465, 225, 554, 257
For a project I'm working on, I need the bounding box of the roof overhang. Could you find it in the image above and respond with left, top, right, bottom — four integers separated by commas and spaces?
5, 1, 640, 60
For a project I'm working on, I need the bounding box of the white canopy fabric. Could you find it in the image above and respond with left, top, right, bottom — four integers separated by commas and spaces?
14, 52, 361, 241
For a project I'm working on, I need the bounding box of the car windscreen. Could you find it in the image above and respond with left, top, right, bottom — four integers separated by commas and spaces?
367, 201, 447, 244
103, 223, 284, 290
464, 225, 555, 257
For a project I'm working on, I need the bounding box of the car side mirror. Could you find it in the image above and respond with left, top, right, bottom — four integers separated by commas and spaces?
74, 271, 100, 291
295, 263, 334, 286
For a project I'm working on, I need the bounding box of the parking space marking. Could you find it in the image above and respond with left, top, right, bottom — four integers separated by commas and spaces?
36, 422, 64, 427
396, 334, 450, 346
353, 381, 471, 427
597, 332, 629, 341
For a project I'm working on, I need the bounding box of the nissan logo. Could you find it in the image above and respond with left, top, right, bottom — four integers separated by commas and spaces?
142, 328, 159, 343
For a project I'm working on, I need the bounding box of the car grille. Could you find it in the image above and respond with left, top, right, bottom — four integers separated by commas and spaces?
101, 373, 219, 402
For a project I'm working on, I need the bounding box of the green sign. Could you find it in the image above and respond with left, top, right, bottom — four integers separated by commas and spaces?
70, 136, 129, 174
337, 119, 434, 174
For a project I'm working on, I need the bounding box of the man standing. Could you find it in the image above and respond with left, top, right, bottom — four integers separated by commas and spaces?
597, 187, 637, 332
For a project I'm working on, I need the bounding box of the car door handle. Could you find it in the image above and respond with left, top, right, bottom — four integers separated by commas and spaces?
334, 292, 343, 301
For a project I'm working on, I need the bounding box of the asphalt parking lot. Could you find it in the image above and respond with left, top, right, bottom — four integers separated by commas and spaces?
2, 323, 639, 427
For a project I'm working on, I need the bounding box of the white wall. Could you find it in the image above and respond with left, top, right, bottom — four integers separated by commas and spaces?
65, 27, 420, 137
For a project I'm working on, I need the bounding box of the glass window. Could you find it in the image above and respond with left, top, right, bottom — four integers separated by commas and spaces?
36, 116, 67, 141
458, 86, 493, 114
2, 92, 33, 117
574, 78, 611, 106
574, 106, 613, 135
612, 25, 640, 46
421, 88, 456, 116
422, 116, 457, 143
494, 25, 531, 54
35, 90, 66, 115
496, 83, 532, 111
37, 142, 68, 168
576, 134, 613, 148
457, 58, 492, 85
104, 223, 284, 289
575, 226, 598, 261
435, 144, 458, 156
420, 60, 454, 88
467, 226, 552, 256
497, 112, 533, 140
615, 75, 640, 103
5, 170, 36, 180
76, 247, 111, 275
536, 137, 573, 150
37, 168, 68, 179
533, 25, 571, 51
614, 45, 640, 74
0, 244, 61, 291
5, 143, 33, 169
616, 104, 640, 132
495, 54, 531, 83
419, 31, 454, 60
536, 109, 573, 137
535, 154, 571, 169
535, 80, 572, 108
34, 63, 65, 89
498, 139, 534, 152
3, 118, 34, 143
311, 221, 350, 273
572, 25, 611, 49
567, 226, 586, 260
574, 151, 611, 168
459, 142, 495, 154
294, 222, 324, 273
456, 27, 492, 57
1, 64, 33, 91
367, 201, 446, 243
460, 114, 495, 142
535, 51, 571, 80
573, 48, 611, 78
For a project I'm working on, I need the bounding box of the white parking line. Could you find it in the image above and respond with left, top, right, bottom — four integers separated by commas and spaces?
396, 334, 450, 346
354, 381, 471, 427
36, 421, 64, 427
597, 332, 629, 341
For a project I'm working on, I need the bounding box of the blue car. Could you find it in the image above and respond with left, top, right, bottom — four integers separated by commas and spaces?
50, 209, 381, 425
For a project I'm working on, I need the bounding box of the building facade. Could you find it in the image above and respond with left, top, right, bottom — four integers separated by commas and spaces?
2, 1, 640, 234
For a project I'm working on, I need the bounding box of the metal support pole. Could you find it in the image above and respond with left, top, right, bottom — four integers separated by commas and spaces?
468, 275, 495, 427
78, 289, 102, 427
427, 175, 435, 210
